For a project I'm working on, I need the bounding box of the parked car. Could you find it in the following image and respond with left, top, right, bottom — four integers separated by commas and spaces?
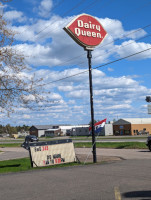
21, 135, 39, 150
137, 130, 149, 135
25, 135, 39, 142
146, 136, 151, 151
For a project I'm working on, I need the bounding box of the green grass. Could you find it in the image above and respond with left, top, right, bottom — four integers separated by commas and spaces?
74, 142, 147, 149
0, 158, 82, 174
0, 158, 31, 173
0, 143, 21, 148
0, 140, 148, 149
71, 136, 148, 140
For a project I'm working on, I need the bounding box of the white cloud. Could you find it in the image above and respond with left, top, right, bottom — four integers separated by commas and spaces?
116, 40, 151, 60
108, 67, 114, 72
10, 14, 150, 70
58, 85, 73, 92
99, 17, 146, 40
99, 18, 126, 40
4, 10, 27, 23
23, 114, 30, 119
12, 26, 36, 42
38, 0, 53, 18
2, 10, 151, 124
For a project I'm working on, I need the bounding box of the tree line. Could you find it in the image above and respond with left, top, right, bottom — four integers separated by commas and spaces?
0, 124, 30, 136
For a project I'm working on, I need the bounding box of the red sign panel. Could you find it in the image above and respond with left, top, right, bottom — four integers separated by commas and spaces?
64, 14, 107, 50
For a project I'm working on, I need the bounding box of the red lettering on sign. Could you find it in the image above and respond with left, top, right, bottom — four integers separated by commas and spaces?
58, 158, 61, 164
42, 146, 48, 151
54, 158, 61, 164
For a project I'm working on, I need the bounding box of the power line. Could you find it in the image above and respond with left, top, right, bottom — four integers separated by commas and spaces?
35, 0, 87, 37
34, 46, 151, 87
6, 0, 151, 75
32, 0, 151, 42
24, 22, 151, 68
13, 0, 111, 48
12, 0, 151, 62
11, 0, 92, 55
5, 0, 65, 36
35, 0, 102, 41
78, 0, 100, 13
73, 32, 151, 69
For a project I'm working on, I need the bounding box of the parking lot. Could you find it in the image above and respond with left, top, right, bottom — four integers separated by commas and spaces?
0, 147, 151, 161
0, 156, 151, 200
0, 147, 151, 200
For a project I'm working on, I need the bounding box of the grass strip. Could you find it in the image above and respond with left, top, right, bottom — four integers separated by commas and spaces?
0, 158, 82, 174
0, 158, 31, 173
0, 141, 148, 149
74, 142, 147, 149
0, 143, 21, 148
71, 136, 148, 140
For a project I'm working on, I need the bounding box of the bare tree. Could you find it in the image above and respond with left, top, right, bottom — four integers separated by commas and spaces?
0, 1, 53, 115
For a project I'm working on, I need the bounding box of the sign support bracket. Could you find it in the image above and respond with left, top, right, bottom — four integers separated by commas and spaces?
87, 49, 97, 163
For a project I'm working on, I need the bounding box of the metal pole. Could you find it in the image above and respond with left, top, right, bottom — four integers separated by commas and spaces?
87, 50, 97, 163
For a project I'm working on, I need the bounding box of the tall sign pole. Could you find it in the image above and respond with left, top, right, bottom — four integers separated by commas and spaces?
87, 50, 96, 162
64, 13, 107, 163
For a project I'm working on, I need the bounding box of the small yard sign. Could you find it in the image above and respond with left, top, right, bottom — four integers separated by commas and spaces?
29, 139, 76, 167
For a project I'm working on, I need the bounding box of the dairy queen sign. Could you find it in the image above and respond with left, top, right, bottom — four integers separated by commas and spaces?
64, 14, 107, 163
64, 13, 107, 50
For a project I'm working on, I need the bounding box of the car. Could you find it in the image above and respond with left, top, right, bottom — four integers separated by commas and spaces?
25, 135, 39, 142
21, 135, 39, 150
146, 136, 151, 151
137, 130, 149, 135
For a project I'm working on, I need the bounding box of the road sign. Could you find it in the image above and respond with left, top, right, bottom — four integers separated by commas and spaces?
64, 13, 107, 50
64, 14, 107, 163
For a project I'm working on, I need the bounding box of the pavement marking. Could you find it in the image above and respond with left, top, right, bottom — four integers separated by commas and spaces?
114, 186, 122, 200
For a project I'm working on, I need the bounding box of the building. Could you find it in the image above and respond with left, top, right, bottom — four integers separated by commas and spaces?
68, 124, 113, 136
69, 127, 89, 136
29, 125, 60, 137
113, 118, 151, 136
45, 129, 61, 137
29, 124, 89, 137
29, 123, 113, 137
104, 124, 113, 136
60, 125, 90, 135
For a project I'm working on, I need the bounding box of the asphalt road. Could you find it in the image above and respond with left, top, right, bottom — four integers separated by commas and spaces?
0, 159, 151, 200
1, 147, 151, 200
0, 147, 29, 161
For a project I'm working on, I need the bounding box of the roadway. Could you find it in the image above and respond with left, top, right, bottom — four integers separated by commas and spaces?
0, 137, 147, 144
0, 157, 151, 200
0, 147, 151, 200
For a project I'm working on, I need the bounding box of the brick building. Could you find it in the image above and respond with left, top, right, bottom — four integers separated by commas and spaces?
113, 118, 151, 136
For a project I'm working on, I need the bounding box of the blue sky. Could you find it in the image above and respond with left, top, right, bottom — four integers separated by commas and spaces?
1, 0, 151, 125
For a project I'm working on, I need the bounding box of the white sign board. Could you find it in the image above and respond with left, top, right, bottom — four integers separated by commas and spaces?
29, 139, 76, 167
